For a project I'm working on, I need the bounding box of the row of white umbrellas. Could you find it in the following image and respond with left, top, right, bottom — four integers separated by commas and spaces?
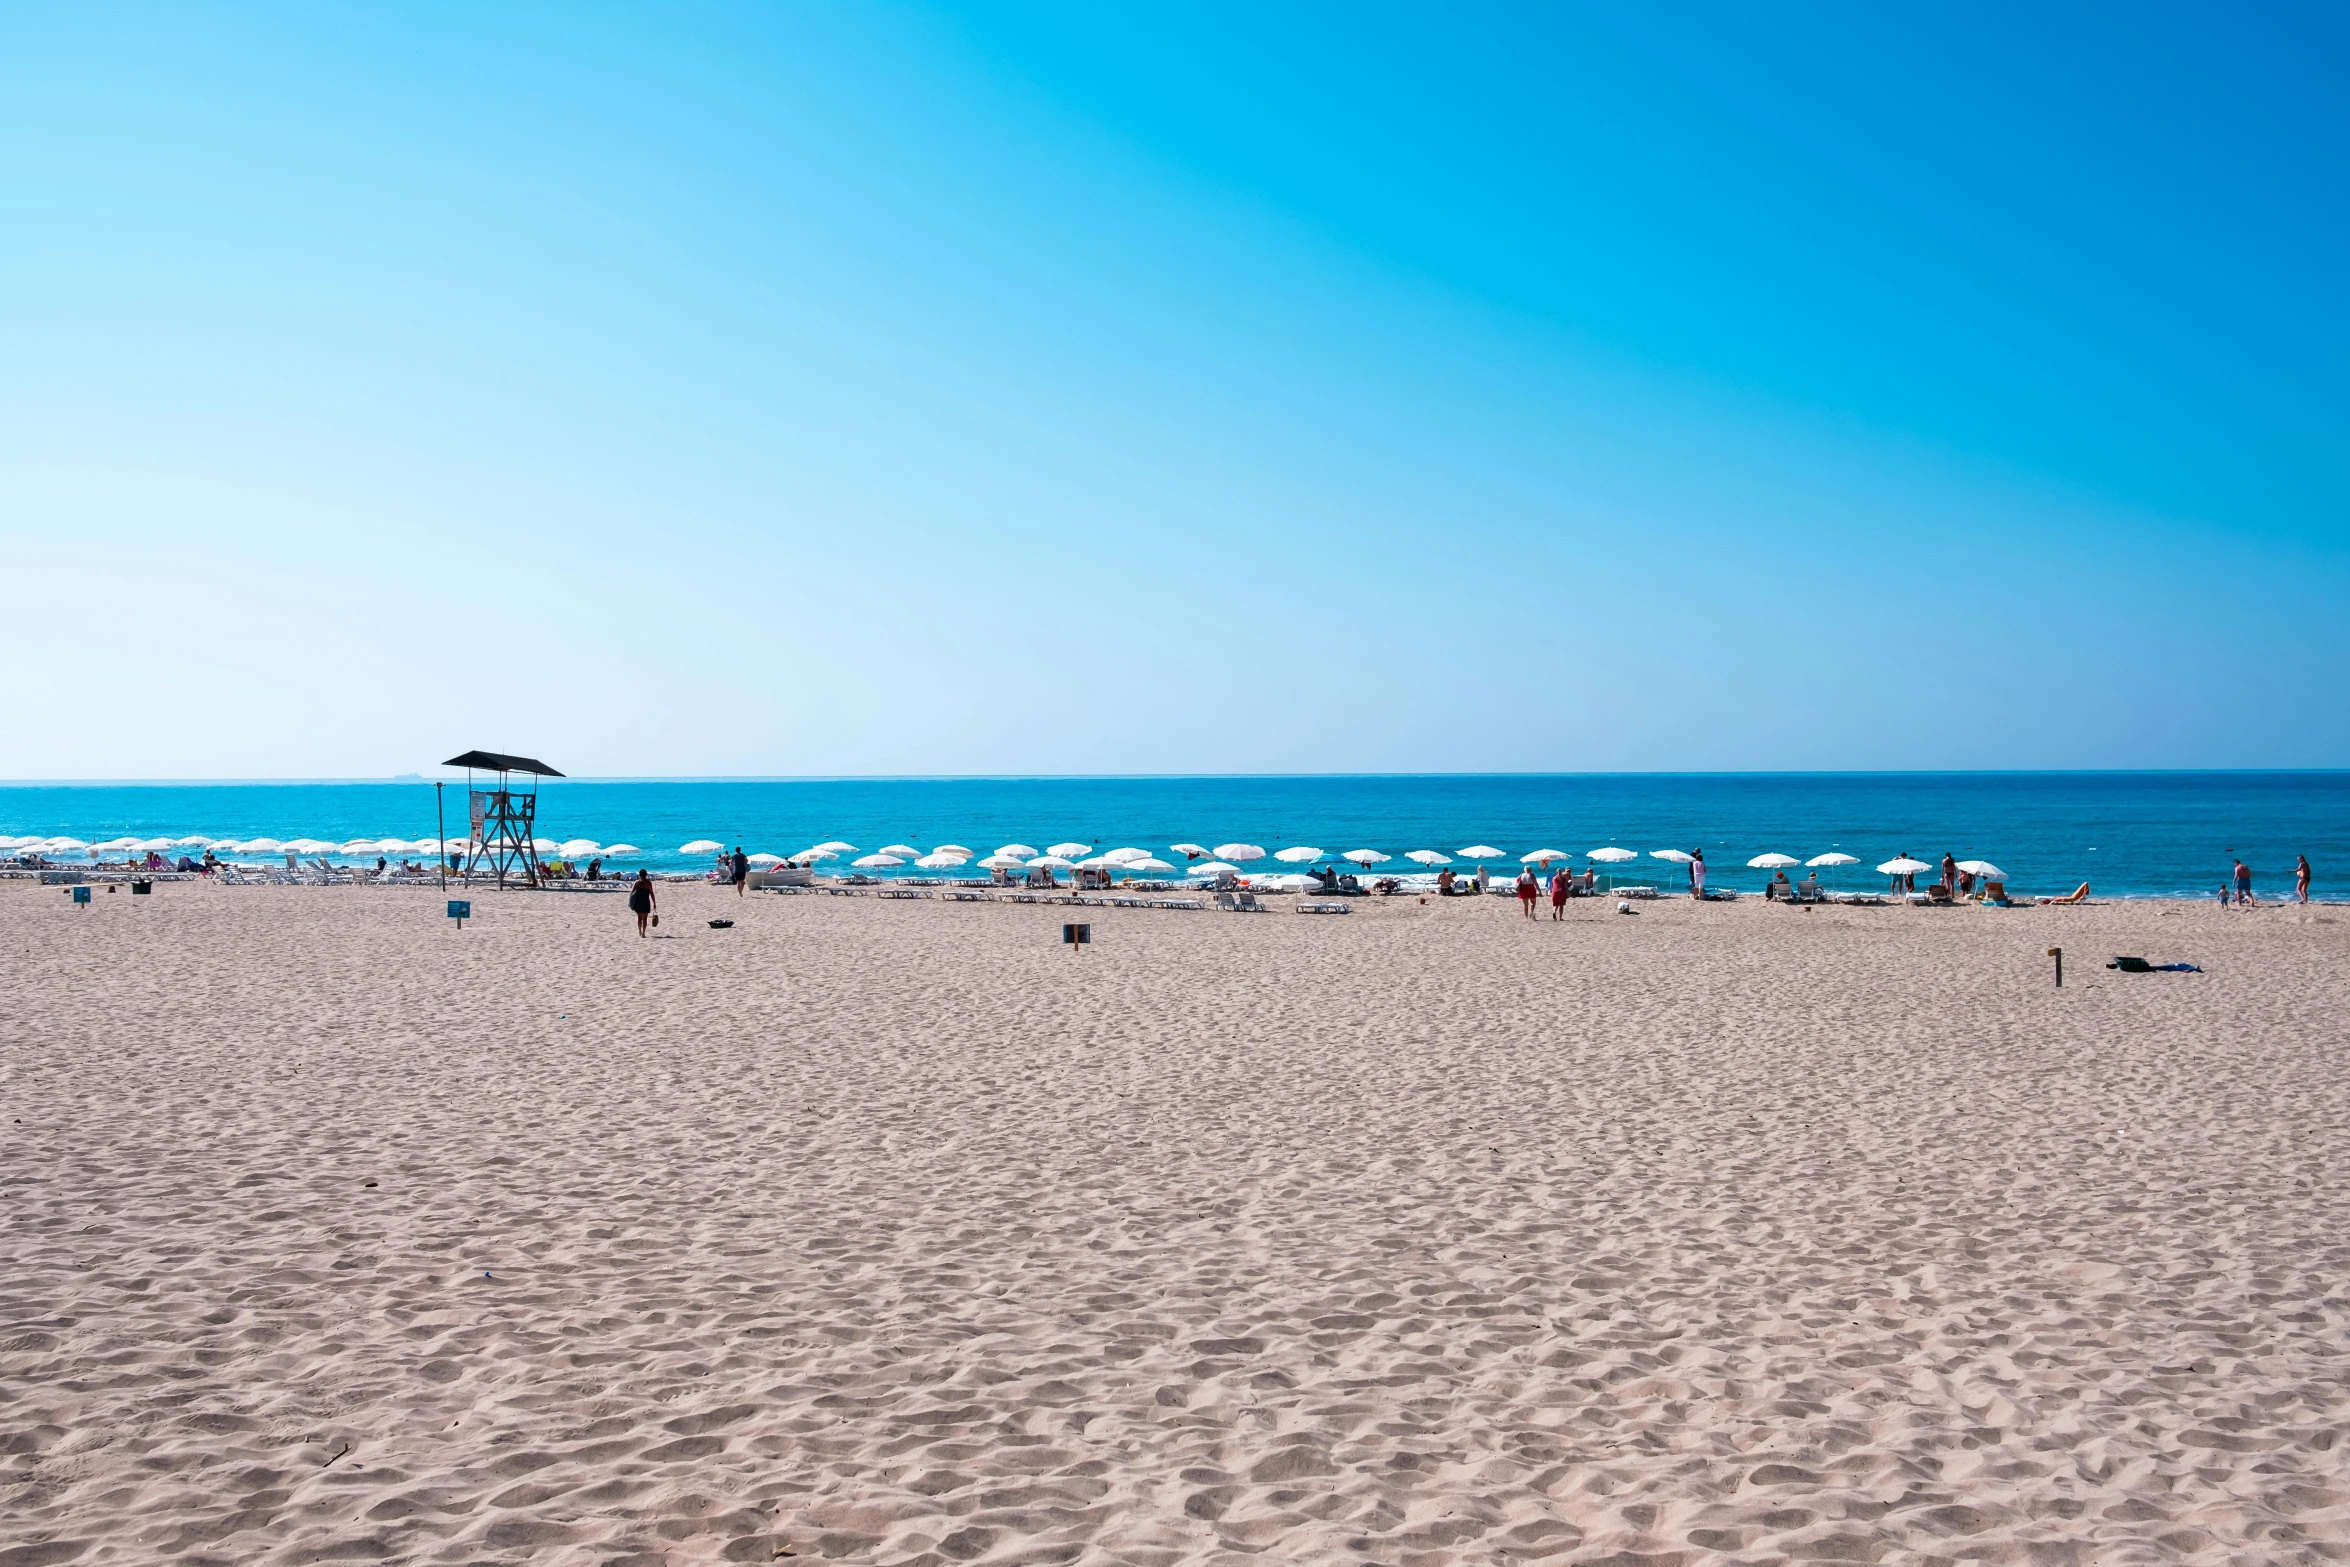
0, 834, 645, 858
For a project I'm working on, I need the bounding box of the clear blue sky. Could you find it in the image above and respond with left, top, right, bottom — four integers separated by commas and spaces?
4, 3, 2344, 776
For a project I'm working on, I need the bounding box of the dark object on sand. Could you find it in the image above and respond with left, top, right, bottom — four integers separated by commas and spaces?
708, 918, 735, 929
2108, 956, 2201, 973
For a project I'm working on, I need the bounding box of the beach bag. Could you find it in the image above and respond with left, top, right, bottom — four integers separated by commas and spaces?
651, 914, 659, 927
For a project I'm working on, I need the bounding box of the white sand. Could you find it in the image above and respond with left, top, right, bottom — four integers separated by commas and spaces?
4, 881, 2347, 1565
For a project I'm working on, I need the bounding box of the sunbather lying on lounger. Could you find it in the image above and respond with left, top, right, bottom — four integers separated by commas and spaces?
2049, 882, 2090, 904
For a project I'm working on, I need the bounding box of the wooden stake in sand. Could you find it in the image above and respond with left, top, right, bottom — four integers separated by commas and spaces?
2048, 945, 2063, 987
1063, 922, 1091, 953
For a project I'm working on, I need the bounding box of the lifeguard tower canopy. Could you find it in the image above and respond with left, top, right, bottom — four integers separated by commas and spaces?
443, 750, 565, 887
443, 750, 564, 778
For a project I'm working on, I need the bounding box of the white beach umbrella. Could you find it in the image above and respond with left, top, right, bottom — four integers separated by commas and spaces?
1047, 841, 1092, 858
1102, 847, 1151, 864
338, 840, 380, 855
1075, 855, 1116, 869
977, 854, 1026, 869
91, 837, 139, 852
811, 840, 856, 854
1747, 853, 1801, 869
1458, 845, 1505, 860
48, 838, 92, 852
1273, 846, 1323, 862
1124, 857, 1175, 873
680, 839, 723, 854
932, 843, 974, 857
994, 843, 1039, 860
1649, 849, 1695, 864
601, 843, 641, 856
915, 851, 970, 869
1806, 852, 1859, 867
0, 836, 24, 849
1954, 859, 2006, 878
1026, 854, 1075, 870
795, 847, 842, 862
284, 838, 334, 854
747, 852, 784, 866
133, 838, 174, 852
172, 835, 211, 847
1189, 861, 1238, 875
1170, 842, 1212, 859
1587, 847, 1637, 863
1519, 849, 1569, 864
1263, 873, 1316, 892
1213, 843, 1266, 862
238, 837, 284, 853
529, 838, 560, 854
879, 843, 921, 858
1344, 849, 1391, 865
558, 838, 601, 858
1878, 857, 1932, 875
851, 853, 904, 869
1404, 849, 1451, 865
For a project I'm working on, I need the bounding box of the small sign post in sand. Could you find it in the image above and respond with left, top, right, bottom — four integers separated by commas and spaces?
1063, 922, 1091, 952
448, 899, 471, 930
2048, 945, 2063, 987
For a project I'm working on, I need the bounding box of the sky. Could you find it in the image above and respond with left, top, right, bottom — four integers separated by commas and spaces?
3, 2, 2345, 778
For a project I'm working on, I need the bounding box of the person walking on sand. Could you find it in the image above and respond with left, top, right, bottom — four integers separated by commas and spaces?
628, 869, 657, 936
1689, 848, 1706, 900
2233, 858, 2254, 906
2296, 854, 2312, 903
1516, 866, 1539, 918
731, 845, 750, 897
1548, 864, 1570, 920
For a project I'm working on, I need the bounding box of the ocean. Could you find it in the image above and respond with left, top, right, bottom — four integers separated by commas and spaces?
1, 773, 2340, 899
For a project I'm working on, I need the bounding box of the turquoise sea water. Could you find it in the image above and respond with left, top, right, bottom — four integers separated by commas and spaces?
1, 774, 2341, 899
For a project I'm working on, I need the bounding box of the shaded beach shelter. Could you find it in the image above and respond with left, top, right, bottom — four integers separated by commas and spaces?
1188, 860, 1238, 876
747, 853, 784, 866
994, 843, 1039, 860
1263, 873, 1315, 892
1101, 847, 1151, 864
173, 835, 211, 847
1214, 843, 1266, 862
558, 838, 601, 859
795, 847, 843, 863
879, 843, 921, 858
1344, 849, 1391, 866
1649, 849, 1694, 864
1955, 859, 2005, 878
977, 854, 1027, 870
914, 851, 969, 869
1458, 845, 1505, 861
1124, 857, 1175, 873
1879, 856, 1931, 892
932, 844, 974, 857
680, 839, 724, 854
92, 838, 138, 853
851, 853, 904, 869
1048, 841, 1092, 858
1405, 850, 1450, 865
1170, 842, 1212, 860
1747, 853, 1799, 869
811, 840, 857, 854
601, 843, 641, 857
1520, 849, 1569, 865
1587, 847, 1637, 863
1806, 852, 1858, 867
1274, 846, 1324, 862
233, 837, 285, 855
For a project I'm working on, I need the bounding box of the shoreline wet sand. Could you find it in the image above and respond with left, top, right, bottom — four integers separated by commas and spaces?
5, 882, 2346, 1564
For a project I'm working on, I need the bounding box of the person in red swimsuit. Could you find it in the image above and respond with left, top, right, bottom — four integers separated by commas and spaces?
1548, 865, 1569, 920
1516, 867, 1539, 918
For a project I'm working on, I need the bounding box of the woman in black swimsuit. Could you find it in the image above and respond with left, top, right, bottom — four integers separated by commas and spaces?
628, 870, 656, 936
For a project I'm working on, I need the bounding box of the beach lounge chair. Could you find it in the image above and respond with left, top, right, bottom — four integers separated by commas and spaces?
1298, 901, 1351, 914
1216, 891, 1239, 911
2045, 882, 2090, 904
1925, 883, 1954, 904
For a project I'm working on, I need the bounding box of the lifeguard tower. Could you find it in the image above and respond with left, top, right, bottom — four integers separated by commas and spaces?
443, 750, 565, 888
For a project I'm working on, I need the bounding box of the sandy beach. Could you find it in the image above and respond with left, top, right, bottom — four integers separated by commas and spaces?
4, 880, 2347, 1565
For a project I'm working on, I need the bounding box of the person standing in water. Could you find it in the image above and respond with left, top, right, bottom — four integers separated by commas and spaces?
2295, 854, 2312, 903
628, 869, 657, 936
2233, 858, 2254, 906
